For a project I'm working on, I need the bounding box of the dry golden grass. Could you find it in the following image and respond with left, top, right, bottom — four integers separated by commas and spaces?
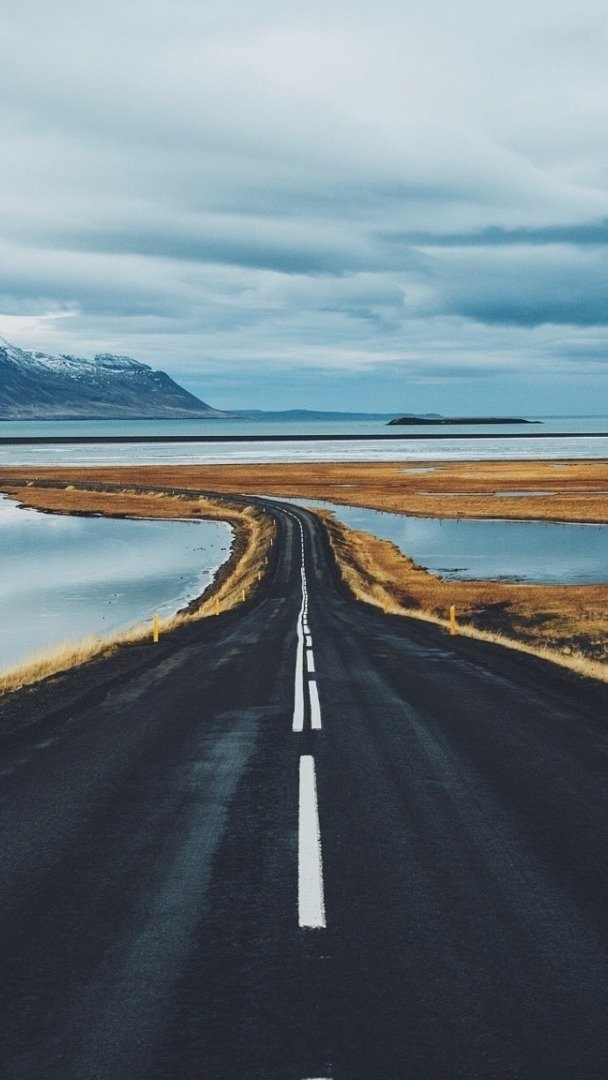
0, 485, 275, 694
0, 625, 147, 696
194, 498, 275, 617
318, 510, 608, 682
4, 459, 607, 523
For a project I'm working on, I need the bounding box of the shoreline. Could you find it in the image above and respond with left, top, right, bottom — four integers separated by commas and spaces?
317, 509, 608, 680
0, 459, 606, 688
0, 485, 275, 694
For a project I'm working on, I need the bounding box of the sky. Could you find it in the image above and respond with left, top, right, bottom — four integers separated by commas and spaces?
1, 0, 608, 412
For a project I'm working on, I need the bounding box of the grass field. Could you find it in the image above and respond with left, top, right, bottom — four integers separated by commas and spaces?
3, 459, 607, 522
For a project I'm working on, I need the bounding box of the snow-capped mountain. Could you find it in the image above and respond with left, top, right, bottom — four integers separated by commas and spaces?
0, 338, 225, 419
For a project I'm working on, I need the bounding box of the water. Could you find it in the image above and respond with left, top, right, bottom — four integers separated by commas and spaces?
0, 496, 231, 672
292, 499, 608, 584
0, 416, 607, 465
3, 415, 608, 438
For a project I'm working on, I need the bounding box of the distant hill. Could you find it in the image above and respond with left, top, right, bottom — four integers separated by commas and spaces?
235, 409, 398, 420
0, 339, 226, 419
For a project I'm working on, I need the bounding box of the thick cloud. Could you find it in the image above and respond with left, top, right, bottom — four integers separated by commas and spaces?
1, 0, 608, 409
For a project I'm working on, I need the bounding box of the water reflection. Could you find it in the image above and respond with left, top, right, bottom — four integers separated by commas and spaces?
294, 499, 608, 584
0, 497, 230, 671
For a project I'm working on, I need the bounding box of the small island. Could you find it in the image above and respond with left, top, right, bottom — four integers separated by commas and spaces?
388, 416, 540, 426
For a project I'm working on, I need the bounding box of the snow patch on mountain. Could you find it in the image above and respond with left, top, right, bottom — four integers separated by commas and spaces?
0, 337, 224, 419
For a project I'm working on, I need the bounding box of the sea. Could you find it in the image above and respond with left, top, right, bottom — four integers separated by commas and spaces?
0, 415, 607, 466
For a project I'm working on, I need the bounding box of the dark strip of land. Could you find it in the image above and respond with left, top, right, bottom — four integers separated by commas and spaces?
388, 416, 537, 425
0, 432, 607, 445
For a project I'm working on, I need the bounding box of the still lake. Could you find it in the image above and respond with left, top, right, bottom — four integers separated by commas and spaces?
0, 496, 230, 672
290, 499, 608, 584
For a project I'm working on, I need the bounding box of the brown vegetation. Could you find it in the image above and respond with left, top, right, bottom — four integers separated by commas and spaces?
2, 459, 607, 523
320, 511, 608, 681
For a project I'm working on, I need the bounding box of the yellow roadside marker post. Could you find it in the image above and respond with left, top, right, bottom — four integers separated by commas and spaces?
215, 597, 220, 616
152, 612, 160, 643
449, 604, 458, 636
241, 589, 246, 602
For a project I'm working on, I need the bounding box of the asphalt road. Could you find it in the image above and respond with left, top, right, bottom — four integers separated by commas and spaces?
1, 498, 608, 1079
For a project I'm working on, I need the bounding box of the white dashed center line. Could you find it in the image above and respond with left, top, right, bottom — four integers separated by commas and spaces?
283, 510, 331, 1074
289, 514, 326, 920
292, 518, 319, 732
293, 605, 305, 733
309, 680, 322, 731
298, 755, 326, 929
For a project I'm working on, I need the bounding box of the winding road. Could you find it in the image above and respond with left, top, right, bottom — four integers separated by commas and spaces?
1, 497, 608, 1079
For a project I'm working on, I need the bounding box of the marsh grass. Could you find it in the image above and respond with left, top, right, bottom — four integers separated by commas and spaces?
318, 510, 608, 684
0, 626, 147, 696
4, 459, 608, 525
10, 460, 607, 524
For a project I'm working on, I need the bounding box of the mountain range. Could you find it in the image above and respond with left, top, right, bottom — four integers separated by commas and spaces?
0, 339, 224, 419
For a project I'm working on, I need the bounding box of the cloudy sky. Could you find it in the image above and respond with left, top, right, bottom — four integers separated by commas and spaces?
1, 0, 608, 412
